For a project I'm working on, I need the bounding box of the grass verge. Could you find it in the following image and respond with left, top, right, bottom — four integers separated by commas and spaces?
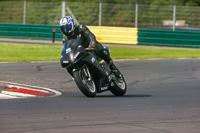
110, 46, 200, 59
1, 42, 200, 62
0, 42, 61, 62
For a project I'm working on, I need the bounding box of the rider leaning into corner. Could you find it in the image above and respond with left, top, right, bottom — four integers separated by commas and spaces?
59, 16, 121, 78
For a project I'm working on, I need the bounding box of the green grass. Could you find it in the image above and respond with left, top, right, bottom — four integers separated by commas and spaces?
0, 42, 61, 62
1, 42, 200, 62
110, 47, 200, 59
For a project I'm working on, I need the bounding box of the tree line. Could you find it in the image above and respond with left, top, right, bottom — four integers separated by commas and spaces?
0, 0, 200, 6
0, 0, 199, 27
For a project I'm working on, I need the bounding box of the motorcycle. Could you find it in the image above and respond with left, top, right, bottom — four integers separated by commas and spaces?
60, 38, 127, 97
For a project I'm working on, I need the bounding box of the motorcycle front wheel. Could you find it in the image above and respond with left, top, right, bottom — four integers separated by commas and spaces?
73, 68, 96, 97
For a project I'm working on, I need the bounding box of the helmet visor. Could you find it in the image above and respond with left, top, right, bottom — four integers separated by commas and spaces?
60, 24, 73, 36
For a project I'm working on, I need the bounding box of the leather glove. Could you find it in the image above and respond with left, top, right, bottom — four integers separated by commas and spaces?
89, 41, 95, 48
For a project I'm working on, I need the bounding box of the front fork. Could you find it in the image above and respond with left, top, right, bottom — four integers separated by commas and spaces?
81, 64, 108, 93
82, 65, 92, 81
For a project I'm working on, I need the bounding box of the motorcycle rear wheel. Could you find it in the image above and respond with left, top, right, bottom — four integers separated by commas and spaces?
73, 69, 96, 97
110, 76, 127, 96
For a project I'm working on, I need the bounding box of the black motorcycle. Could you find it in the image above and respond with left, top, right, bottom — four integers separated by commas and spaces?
60, 38, 127, 97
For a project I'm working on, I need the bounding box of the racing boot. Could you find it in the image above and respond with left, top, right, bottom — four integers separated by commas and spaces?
100, 47, 122, 78
109, 60, 122, 78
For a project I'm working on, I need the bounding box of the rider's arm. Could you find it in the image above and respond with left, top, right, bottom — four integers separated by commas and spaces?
79, 25, 96, 47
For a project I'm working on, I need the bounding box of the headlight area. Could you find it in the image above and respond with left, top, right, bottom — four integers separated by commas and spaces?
61, 61, 69, 68
60, 56, 69, 68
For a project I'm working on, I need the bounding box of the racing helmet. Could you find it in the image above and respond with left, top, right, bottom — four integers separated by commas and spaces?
60, 16, 76, 36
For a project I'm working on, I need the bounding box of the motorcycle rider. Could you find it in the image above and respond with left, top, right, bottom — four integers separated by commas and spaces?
59, 16, 121, 78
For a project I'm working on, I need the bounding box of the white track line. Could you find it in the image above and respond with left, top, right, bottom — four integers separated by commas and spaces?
1, 58, 200, 64
0, 93, 19, 99
2, 91, 36, 98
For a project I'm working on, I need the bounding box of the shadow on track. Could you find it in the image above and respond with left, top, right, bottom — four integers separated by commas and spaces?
62, 92, 151, 98
95, 94, 152, 98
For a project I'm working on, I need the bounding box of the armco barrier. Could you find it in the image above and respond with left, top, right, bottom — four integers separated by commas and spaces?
0, 23, 63, 41
0, 23, 138, 45
138, 29, 200, 48
2, 23, 200, 48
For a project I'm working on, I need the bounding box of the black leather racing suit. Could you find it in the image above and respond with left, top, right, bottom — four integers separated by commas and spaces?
63, 24, 121, 78
63, 24, 112, 64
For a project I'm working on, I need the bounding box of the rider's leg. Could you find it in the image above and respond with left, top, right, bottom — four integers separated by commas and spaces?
94, 43, 122, 78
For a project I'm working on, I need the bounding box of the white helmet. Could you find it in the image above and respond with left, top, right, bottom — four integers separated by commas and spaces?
60, 16, 76, 36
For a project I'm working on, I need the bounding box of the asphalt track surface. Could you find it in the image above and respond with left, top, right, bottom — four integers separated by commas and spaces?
0, 59, 200, 133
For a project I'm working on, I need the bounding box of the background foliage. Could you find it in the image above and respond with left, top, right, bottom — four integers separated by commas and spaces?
1, 0, 200, 6
0, 0, 200, 27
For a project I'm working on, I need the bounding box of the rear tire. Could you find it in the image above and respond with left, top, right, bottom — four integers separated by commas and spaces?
73, 69, 96, 97
110, 76, 127, 96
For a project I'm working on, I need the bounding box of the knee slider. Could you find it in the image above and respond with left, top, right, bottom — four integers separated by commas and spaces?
101, 49, 110, 57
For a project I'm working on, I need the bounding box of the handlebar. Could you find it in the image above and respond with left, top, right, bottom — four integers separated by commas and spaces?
85, 48, 95, 51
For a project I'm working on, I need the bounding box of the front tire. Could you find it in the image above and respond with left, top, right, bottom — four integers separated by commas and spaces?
73, 69, 96, 97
